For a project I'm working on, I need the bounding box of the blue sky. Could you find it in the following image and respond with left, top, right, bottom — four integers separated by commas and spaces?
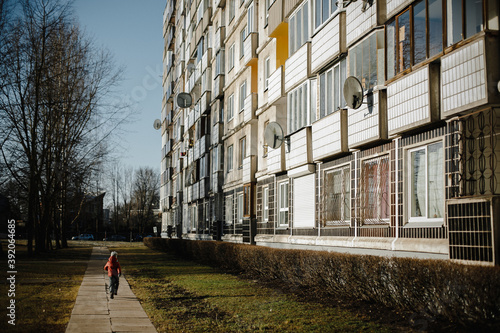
73, 0, 165, 172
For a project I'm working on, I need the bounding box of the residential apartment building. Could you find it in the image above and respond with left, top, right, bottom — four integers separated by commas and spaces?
161, 0, 500, 265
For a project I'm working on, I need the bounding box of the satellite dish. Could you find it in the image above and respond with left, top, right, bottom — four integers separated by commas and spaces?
343, 76, 364, 109
176, 92, 193, 108
153, 119, 161, 130
264, 122, 284, 149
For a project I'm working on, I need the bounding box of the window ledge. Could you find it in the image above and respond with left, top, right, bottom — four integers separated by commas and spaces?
403, 221, 444, 228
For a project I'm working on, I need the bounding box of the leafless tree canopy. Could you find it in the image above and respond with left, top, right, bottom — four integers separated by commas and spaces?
0, 0, 125, 254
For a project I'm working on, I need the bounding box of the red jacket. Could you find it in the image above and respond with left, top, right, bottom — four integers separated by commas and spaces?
104, 256, 122, 277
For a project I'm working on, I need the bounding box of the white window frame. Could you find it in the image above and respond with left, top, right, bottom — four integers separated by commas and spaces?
361, 155, 390, 225
407, 140, 444, 224
239, 81, 247, 112
225, 195, 233, 225
278, 181, 289, 228
264, 57, 270, 91
237, 193, 244, 223
289, 0, 309, 55
227, 144, 234, 172
240, 25, 247, 59
228, 43, 235, 71
287, 80, 311, 134
247, 2, 255, 33
263, 186, 269, 222
319, 58, 346, 119
227, 94, 234, 121
314, 0, 338, 30
323, 165, 350, 226
239, 136, 246, 168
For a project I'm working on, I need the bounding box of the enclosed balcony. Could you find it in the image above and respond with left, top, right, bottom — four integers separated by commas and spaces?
243, 93, 258, 124
243, 33, 258, 66
312, 109, 348, 161
268, 66, 285, 105
347, 89, 388, 148
387, 64, 440, 135
285, 126, 312, 171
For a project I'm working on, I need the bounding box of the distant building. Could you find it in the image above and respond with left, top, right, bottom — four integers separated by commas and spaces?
161, 0, 500, 265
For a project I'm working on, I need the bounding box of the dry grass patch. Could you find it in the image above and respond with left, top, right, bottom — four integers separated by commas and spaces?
117, 245, 398, 333
1, 240, 92, 333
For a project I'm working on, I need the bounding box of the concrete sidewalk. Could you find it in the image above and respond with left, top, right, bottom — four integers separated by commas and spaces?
65, 247, 157, 333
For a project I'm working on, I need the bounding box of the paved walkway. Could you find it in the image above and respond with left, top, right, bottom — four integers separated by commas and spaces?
66, 247, 157, 333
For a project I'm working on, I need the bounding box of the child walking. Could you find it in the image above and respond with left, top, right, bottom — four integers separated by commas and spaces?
104, 251, 122, 299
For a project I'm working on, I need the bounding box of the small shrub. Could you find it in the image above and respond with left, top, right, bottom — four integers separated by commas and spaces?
144, 238, 500, 328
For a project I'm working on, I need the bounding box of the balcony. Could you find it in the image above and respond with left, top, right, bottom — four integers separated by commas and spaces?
243, 33, 258, 66
266, 142, 285, 174
268, 0, 285, 38
192, 182, 199, 201
166, 25, 175, 51
193, 139, 200, 160
242, 155, 256, 184
199, 178, 208, 198
200, 91, 211, 114
212, 171, 223, 193
311, 12, 345, 74
201, 71, 212, 96
202, 49, 212, 72
213, 74, 225, 99
268, 66, 285, 105
387, 64, 440, 135
285, 42, 310, 92
312, 110, 348, 161
441, 36, 497, 118
212, 122, 223, 145
243, 93, 258, 124
164, 139, 174, 156
213, 27, 225, 54
347, 88, 388, 148
286, 126, 312, 170
199, 135, 208, 156
163, 0, 174, 27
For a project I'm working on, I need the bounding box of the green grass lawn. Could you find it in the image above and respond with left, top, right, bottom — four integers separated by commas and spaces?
115, 244, 400, 333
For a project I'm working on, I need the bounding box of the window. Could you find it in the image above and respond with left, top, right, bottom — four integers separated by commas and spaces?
323, 165, 350, 226
227, 144, 233, 171
212, 145, 219, 173
447, 0, 484, 46
240, 25, 247, 59
265, 0, 270, 26
237, 193, 244, 223
244, 184, 252, 217
227, 94, 234, 121
239, 81, 247, 112
228, 43, 235, 71
264, 57, 270, 90
289, 0, 309, 55
408, 141, 444, 222
361, 155, 389, 224
278, 181, 289, 227
288, 81, 311, 134
315, 0, 337, 30
319, 58, 346, 118
387, 0, 443, 79
248, 2, 255, 33
225, 195, 233, 224
239, 136, 246, 168
229, 0, 235, 22
350, 31, 384, 90
215, 49, 225, 76
263, 186, 269, 221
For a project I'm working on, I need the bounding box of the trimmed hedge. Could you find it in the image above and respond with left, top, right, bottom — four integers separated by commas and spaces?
144, 238, 500, 328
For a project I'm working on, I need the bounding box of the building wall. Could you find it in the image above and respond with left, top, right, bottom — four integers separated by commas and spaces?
162, 0, 500, 264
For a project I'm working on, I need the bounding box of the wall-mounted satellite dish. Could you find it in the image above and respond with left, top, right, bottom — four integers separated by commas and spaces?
176, 92, 193, 108
153, 119, 161, 130
343, 76, 364, 109
264, 122, 284, 149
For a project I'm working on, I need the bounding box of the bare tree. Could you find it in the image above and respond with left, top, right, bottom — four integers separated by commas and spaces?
0, 0, 126, 253
131, 167, 159, 234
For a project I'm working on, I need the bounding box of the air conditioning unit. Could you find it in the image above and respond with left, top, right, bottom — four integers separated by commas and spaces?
447, 196, 500, 265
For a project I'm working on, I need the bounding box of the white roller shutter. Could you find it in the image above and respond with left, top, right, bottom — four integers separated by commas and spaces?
293, 174, 315, 228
